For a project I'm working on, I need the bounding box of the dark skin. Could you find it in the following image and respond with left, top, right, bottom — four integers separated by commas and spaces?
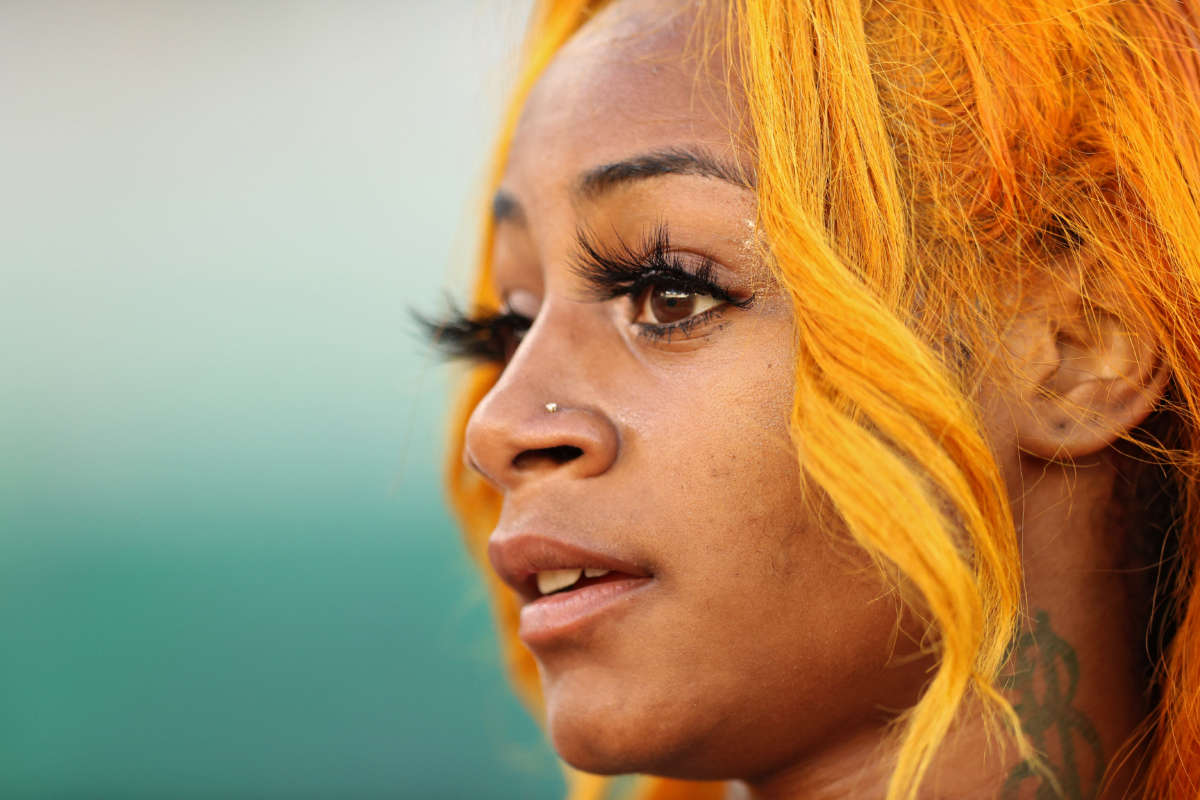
462, 2, 1169, 797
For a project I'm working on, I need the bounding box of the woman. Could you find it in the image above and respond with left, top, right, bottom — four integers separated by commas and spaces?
425, 0, 1200, 797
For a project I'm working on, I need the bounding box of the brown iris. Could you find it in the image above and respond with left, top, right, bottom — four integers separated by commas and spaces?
646, 287, 696, 324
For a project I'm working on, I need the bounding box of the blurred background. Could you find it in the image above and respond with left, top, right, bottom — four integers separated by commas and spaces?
1, 1, 564, 797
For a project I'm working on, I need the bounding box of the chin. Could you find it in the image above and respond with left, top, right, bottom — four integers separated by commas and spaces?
546, 696, 671, 775
542, 677, 731, 780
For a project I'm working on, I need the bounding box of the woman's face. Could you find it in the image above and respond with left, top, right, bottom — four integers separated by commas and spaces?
464, 0, 932, 782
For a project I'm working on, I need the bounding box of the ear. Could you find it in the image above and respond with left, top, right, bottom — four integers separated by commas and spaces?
1003, 284, 1170, 461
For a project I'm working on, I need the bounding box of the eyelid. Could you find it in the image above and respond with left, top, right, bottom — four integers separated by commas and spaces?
570, 224, 750, 307
503, 288, 542, 319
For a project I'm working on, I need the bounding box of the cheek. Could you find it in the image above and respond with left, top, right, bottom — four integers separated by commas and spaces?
544, 451, 919, 781
540, 333, 930, 779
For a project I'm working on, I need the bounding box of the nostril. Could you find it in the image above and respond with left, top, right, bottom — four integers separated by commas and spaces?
512, 445, 584, 471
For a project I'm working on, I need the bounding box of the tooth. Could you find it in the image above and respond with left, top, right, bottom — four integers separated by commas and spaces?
537, 568, 583, 595
583, 567, 610, 578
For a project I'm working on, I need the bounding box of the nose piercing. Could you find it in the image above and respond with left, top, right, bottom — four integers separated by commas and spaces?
544, 402, 559, 413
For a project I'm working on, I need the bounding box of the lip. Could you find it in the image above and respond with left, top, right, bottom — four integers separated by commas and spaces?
518, 576, 654, 647
487, 531, 655, 645
488, 532, 652, 599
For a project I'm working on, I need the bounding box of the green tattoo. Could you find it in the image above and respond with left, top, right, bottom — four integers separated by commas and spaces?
1001, 610, 1105, 800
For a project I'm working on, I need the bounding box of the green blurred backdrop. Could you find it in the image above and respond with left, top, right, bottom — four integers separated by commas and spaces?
1, 1, 564, 797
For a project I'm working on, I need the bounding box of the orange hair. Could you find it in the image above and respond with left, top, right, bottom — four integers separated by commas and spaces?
445, 1, 1200, 797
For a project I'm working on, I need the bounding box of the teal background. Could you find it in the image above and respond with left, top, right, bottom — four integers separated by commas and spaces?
1, 2, 564, 798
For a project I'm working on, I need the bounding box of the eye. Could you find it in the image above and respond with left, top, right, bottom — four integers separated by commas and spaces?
633, 284, 723, 326
415, 305, 532, 365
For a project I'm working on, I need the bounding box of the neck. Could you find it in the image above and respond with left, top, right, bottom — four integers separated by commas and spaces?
732, 450, 1153, 800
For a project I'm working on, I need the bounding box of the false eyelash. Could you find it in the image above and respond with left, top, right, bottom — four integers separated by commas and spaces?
414, 303, 532, 363
571, 224, 753, 310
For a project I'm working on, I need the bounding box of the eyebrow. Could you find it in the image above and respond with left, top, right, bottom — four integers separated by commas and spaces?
490, 146, 753, 225
577, 146, 753, 199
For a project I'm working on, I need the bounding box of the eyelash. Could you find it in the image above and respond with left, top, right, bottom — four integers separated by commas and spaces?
416, 305, 531, 363
572, 224, 753, 341
419, 225, 752, 364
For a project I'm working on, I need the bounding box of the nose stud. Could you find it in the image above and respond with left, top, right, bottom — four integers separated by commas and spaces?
544, 402, 559, 413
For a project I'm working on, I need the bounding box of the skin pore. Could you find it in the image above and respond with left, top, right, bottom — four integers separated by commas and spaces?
460, 1, 1170, 797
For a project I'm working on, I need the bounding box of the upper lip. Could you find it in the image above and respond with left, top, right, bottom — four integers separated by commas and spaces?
487, 531, 652, 603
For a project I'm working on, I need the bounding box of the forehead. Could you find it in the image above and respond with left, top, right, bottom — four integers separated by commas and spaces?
504, 0, 748, 200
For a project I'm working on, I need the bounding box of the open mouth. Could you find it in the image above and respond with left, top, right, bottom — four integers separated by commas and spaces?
517, 565, 655, 645
487, 531, 655, 612
528, 567, 640, 599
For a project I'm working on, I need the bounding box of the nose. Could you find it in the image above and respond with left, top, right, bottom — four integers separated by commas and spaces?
463, 383, 620, 493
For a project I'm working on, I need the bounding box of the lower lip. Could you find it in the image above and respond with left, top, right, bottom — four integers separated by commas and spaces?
518, 577, 653, 647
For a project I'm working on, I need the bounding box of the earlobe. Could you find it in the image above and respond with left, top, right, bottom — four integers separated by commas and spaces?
1008, 297, 1171, 461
